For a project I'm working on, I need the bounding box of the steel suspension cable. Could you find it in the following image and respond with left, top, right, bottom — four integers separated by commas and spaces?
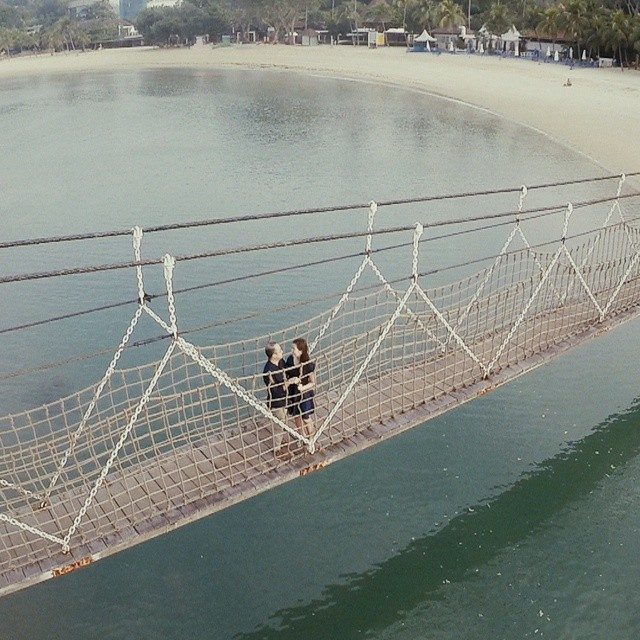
0, 172, 638, 250
1, 192, 638, 287
1, 197, 639, 337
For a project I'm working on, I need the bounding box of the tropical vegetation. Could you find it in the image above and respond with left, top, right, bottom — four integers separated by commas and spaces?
1, 0, 639, 69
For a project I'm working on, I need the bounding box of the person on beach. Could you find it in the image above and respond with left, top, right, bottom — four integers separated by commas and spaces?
263, 341, 293, 458
285, 338, 316, 443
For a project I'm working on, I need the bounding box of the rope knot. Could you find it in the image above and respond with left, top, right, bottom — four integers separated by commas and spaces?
562, 203, 574, 243
132, 226, 143, 250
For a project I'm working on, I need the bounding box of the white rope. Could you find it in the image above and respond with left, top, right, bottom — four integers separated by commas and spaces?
310, 202, 379, 352
484, 205, 574, 376
562, 244, 604, 317
312, 282, 417, 447
310, 256, 370, 352
575, 174, 631, 272
486, 246, 562, 377
41, 304, 146, 506
444, 187, 532, 349
600, 249, 640, 319
143, 304, 174, 335
62, 340, 177, 551
0, 512, 65, 546
0, 478, 44, 502
444, 222, 520, 350
415, 283, 489, 374
133, 226, 145, 304
163, 254, 178, 338
312, 223, 424, 446
311, 202, 443, 352
367, 259, 444, 347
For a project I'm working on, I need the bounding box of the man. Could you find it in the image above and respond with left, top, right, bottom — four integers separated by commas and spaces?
263, 341, 292, 458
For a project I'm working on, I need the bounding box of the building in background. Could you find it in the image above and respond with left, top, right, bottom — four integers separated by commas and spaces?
145, 0, 180, 8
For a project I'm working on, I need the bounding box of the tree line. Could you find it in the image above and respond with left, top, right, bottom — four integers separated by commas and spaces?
1, 0, 639, 67
135, 0, 639, 66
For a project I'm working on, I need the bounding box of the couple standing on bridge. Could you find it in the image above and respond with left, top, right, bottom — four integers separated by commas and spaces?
263, 338, 317, 459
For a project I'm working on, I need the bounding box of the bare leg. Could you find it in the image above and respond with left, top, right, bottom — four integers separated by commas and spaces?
289, 416, 305, 454
273, 408, 291, 459
302, 417, 316, 439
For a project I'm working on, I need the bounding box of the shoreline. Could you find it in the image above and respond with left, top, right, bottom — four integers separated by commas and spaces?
1, 45, 639, 175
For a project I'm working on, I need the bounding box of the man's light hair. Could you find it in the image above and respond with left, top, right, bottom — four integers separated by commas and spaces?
265, 341, 279, 359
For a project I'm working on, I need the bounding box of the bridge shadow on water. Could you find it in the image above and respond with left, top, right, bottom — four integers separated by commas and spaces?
237, 399, 640, 640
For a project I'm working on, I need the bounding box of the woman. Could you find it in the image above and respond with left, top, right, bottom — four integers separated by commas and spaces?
285, 337, 316, 440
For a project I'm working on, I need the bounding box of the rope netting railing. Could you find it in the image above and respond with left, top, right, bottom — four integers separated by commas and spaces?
2, 175, 640, 576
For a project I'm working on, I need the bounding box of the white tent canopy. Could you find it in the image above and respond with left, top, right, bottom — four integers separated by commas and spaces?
500, 25, 522, 42
414, 29, 436, 43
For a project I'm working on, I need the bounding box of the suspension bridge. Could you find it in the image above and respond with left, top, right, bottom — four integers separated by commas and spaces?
1, 173, 639, 597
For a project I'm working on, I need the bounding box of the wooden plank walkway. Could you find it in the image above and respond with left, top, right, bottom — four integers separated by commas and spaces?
1, 294, 639, 597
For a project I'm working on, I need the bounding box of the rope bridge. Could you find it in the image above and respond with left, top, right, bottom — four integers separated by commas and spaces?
1, 175, 640, 596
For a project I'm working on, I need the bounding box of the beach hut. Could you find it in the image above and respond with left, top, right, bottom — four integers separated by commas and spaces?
412, 29, 436, 52
384, 27, 408, 46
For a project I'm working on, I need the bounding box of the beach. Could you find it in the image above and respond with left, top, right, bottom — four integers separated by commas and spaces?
1, 45, 638, 174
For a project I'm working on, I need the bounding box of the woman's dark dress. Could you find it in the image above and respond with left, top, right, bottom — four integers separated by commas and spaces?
284, 355, 315, 418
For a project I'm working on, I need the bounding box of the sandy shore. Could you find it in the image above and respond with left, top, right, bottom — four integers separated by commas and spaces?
1, 45, 639, 174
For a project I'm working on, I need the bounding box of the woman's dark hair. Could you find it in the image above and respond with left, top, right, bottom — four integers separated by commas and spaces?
293, 338, 310, 363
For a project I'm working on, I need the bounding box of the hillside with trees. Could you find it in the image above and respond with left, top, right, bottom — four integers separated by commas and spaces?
0, 0, 123, 52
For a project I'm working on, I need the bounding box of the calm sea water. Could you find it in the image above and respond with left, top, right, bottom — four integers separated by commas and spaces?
0, 68, 638, 639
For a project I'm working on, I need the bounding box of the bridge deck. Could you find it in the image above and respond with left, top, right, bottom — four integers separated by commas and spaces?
2, 295, 639, 598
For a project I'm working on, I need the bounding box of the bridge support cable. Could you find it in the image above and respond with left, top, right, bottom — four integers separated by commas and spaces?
484, 205, 575, 377
442, 186, 526, 350
310, 224, 424, 449
39, 227, 150, 508
561, 174, 638, 306
310, 202, 443, 354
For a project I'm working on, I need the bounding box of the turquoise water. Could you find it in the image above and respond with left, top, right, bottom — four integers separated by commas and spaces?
0, 68, 638, 639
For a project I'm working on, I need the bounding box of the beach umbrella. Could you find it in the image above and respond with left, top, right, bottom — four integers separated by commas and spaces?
546, 46, 551, 58
582, 50, 587, 61
554, 50, 559, 62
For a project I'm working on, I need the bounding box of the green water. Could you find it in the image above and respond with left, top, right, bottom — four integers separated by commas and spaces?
0, 68, 638, 639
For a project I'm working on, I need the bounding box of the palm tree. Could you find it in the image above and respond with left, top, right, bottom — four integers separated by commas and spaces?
607, 9, 630, 70
485, 2, 511, 39
537, 5, 561, 51
524, 5, 544, 49
368, 0, 395, 31
0, 28, 15, 57
584, 6, 608, 58
631, 15, 640, 67
406, 0, 437, 32
437, 0, 464, 29
561, 0, 589, 59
